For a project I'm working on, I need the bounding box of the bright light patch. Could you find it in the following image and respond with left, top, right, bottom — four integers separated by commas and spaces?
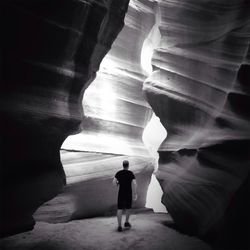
140, 23, 160, 76
140, 20, 164, 212
146, 174, 167, 213
142, 113, 167, 159
99, 56, 118, 71
143, 113, 167, 213
85, 82, 117, 114
98, 83, 117, 113
141, 43, 153, 75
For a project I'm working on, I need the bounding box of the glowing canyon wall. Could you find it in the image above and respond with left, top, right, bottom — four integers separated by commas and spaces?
34, 0, 156, 223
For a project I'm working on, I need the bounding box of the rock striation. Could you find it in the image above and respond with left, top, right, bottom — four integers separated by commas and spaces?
62, 0, 157, 156
0, 0, 130, 237
2, 0, 249, 247
143, 0, 250, 247
34, 0, 157, 222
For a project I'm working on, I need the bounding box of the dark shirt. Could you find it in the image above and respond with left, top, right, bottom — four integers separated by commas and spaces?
115, 169, 135, 198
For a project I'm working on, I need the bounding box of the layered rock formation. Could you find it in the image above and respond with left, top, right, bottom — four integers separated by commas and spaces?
0, 0, 130, 236
63, 0, 157, 156
34, 0, 157, 222
2, 0, 249, 247
143, 0, 250, 247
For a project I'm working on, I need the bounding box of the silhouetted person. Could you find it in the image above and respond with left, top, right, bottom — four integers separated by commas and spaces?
113, 160, 137, 232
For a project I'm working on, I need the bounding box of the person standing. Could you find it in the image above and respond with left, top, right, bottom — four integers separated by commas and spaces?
113, 160, 137, 232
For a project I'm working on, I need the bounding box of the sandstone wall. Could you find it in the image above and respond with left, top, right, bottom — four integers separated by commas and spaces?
143, 0, 250, 247
0, 0, 130, 236
35, 0, 157, 222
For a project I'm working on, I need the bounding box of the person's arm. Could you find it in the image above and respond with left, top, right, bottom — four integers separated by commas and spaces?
113, 177, 119, 186
132, 179, 137, 201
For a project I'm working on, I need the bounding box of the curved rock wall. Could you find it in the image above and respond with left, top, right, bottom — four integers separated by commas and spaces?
0, 0, 130, 237
143, 0, 250, 246
63, 0, 156, 156
2, 0, 249, 246
34, 0, 157, 222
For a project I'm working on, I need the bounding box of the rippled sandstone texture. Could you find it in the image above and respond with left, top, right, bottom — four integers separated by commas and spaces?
0, 0, 130, 237
2, 0, 249, 247
34, 0, 157, 222
143, 0, 250, 247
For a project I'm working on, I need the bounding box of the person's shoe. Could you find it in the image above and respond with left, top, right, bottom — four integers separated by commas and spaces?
124, 222, 131, 228
117, 226, 122, 232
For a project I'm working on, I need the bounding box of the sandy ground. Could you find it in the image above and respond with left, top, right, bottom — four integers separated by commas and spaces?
0, 212, 211, 250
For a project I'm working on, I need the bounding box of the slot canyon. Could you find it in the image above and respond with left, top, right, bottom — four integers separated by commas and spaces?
1, 0, 250, 249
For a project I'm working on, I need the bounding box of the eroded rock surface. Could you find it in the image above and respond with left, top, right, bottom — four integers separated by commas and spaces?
2, 0, 249, 247
34, 0, 157, 222
143, 0, 250, 247
0, 0, 130, 236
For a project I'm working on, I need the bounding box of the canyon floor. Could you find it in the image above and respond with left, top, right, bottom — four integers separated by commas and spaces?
0, 211, 212, 250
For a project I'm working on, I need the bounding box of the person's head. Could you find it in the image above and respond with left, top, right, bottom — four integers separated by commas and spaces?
123, 160, 129, 169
